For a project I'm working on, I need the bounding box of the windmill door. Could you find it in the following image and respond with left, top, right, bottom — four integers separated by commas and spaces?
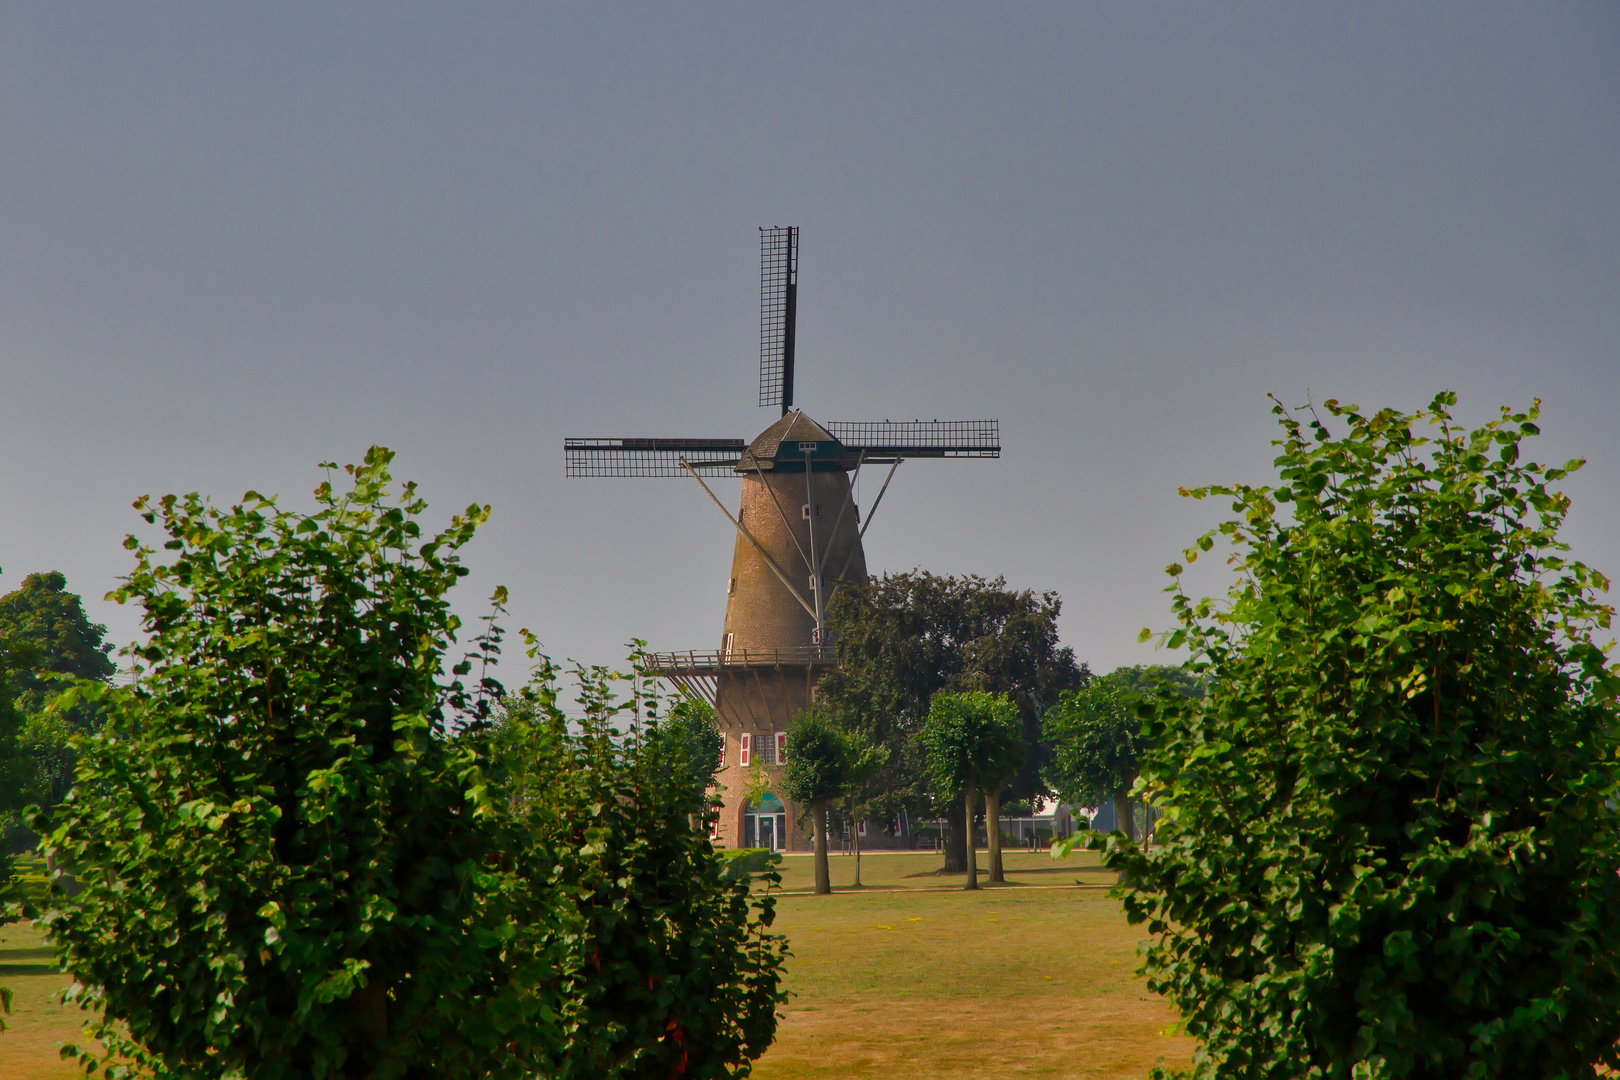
745, 793, 788, 851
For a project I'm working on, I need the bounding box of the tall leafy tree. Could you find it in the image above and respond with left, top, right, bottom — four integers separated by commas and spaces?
920, 691, 1021, 890
0, 573, 33, 1030
1107, 395, 1620, 1079
0, 570, 116, 716
781, 705, 848, 895
0, 572, 116, 834
820, 572, 1086, 871
655, 693, 725, 827
0, 607, 32, 815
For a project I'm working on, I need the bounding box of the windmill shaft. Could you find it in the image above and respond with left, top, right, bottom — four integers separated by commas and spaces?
749, 457, 813, 573
680, 458, 819, 621
724, 466, 866, 656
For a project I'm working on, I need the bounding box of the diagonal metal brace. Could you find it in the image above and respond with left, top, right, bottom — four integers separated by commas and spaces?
750, 458, 813, 573
826, 457, 902, 605
679, 458, 819, 621
817, 449, 865, 579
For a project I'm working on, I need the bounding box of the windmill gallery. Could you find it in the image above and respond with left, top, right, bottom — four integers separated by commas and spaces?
567, 227, 1000, 851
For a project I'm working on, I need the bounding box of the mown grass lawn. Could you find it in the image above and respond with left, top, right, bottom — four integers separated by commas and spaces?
0, 921, 87, 1080
0, 848, 1188, 1079
754, 848, 1190, 1079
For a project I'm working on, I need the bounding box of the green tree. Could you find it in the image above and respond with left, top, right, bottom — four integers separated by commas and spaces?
834, 734, 889, 888
1043, 665, 1196, 844
34, 451, 541, 1079
781, 705, 848, 895
656, 693, 725, 826
1044, 675, 1139, 841
0, 571, 33, 1030
820, 572, 1086, 871
0, 572, 117, 835
0, 570, 115, 716
489, 650, 788, 1078
919, 691, 1021, 890
1107, 394, 1620, 1079
34, 454, 788, 1079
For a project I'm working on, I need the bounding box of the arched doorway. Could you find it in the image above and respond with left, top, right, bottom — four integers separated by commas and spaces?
743, 792, 788, 851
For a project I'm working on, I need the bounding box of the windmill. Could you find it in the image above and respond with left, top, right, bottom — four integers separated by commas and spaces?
565, 226, 999, 851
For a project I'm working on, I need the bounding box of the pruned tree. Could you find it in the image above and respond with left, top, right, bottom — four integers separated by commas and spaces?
920, 691, 1021, 890
820, 572, 1086, 871
1108, 394, 1620, 1078
781, 704, 848, 895
1042, 665, 1196, 844
1044, 675, 1140, 841
834, 733, 889, 888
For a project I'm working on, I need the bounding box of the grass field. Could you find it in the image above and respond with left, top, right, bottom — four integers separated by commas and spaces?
0, 848, 1189, 1079
0, 922, 85, 1080
754, 848, 1190, 1079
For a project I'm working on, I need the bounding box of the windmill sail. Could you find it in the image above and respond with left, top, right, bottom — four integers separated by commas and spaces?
565, 437, 745, 478
827, 420, 1000, 460
759, 226, 798, 414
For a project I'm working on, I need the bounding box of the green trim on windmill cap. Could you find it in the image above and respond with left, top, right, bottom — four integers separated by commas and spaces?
736, 410, 848, 472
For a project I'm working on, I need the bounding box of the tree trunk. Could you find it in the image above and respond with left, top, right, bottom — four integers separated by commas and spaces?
812, 798, 831, 894
1113, 792, 1136, 843
852, 817, 862, 887
963, 779, 978, 891
985, 789, 1004, 883
943, 798, 967, 872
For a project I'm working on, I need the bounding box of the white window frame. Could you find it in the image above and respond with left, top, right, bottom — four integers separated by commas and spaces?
775, 731, 788, 765
739, 732, 751, 767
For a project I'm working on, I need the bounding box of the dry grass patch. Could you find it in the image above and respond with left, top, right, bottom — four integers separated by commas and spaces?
754, 870, 1191, 1079
0, 923, 90, 1080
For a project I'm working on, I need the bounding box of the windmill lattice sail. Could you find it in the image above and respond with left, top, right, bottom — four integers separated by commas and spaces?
564, 421, 998, 477
759, 226, 798, 414
564, 438, 745, 478
827, 420, 1000, 459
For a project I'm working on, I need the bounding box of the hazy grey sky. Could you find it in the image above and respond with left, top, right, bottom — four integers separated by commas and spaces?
2, 4, 1616, 679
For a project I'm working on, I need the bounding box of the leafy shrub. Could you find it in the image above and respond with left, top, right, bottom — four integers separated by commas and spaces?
34, 451, 527, 1078
489, 654, 788, 1079
32, 451, 787, 1080
1108, 395, 1620, 1079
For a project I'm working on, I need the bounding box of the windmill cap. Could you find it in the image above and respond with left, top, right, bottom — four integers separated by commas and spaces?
736, 410, 849, 472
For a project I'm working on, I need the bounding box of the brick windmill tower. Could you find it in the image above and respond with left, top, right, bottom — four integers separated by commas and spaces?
567, 227, 999, 851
